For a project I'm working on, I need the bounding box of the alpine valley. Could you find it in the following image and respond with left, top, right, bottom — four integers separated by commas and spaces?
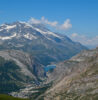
0, 22, 97, 100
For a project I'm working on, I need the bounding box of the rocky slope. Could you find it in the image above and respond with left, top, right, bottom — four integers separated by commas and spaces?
37, 47, 98, 100
0, 50, 45, 94
0, 22, 87, 65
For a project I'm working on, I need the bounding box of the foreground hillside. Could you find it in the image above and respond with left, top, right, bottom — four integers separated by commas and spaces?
0, 50, 45, 94
0, 94, 29, 100
38, 47, 98, 100
0, 47, 97, 100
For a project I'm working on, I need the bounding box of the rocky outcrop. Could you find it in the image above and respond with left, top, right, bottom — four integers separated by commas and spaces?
0, 50, 45, 94
38, 47, 98, 100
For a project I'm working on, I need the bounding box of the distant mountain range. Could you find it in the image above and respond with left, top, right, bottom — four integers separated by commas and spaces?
0, 21, 87, 65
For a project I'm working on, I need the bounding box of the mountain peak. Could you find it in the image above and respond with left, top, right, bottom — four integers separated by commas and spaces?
0, 21, 63, 41
0, 21, 87, 65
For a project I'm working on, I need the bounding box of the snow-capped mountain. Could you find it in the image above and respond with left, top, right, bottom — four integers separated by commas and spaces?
0, 21, 87, 65
0, 21, 61, 40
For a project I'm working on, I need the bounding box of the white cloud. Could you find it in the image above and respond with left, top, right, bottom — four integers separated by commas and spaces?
28, 17, 72, 30
70, 33, 78, 37
59, 19, 72, 30
28, 17, 41, 24
70, 33, 98, 48
41, 16, 58, 27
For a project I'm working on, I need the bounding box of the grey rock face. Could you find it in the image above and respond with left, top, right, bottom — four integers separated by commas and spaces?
0, 50, 45, 94
39, 47, 98, 100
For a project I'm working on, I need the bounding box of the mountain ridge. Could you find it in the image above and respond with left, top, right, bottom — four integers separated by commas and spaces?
0, 21, 87, 65
0, 50, 45, 94
40, 47, 98, 100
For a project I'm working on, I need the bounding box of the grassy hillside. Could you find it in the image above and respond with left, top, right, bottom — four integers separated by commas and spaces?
0, 94, 29, 100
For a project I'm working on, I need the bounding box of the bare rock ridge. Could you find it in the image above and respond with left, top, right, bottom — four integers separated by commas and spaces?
0, 50, 45, 94
38, 47, 98, 100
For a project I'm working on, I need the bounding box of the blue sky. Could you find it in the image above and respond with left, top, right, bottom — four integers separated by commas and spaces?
0, 0, 98, 47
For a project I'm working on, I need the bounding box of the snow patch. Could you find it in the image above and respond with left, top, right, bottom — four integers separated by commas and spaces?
19, 21, 61, 38
0, 24, 16, 32
5, 25, 16, 30
0, 33, 16, 40
24, 33, 37, 40
19, 21, 33, 28
0, 29, 3, 32
34, 27, 61, 38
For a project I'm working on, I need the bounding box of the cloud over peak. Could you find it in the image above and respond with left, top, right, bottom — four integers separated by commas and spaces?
28, 17, 72, 30
41, 16, 58, 27
59, 19, 72, 30
70, 33, 98, 48
28, 18, 41, 24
